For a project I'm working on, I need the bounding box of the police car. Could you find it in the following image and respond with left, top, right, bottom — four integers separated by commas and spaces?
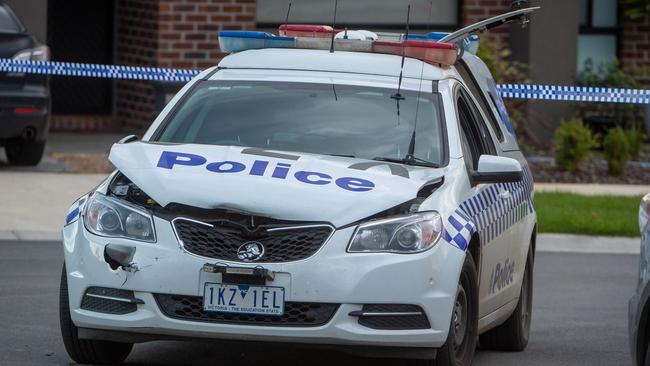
630, 194, 650, 366
60, 8, 538, 366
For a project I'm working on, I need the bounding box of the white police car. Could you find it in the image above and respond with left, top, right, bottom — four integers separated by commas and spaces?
60, 8, 538, 366
630, 194, 650, 366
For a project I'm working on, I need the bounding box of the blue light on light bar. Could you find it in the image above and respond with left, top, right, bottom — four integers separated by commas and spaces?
218, 31, 295, 53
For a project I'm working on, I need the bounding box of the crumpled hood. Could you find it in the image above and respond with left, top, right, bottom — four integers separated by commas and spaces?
109, 142, 444, 227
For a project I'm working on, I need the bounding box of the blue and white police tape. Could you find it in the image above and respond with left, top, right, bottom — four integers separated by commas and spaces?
1, 58, 649, 104
498, 84, 650, 104
0, 58, 198, 82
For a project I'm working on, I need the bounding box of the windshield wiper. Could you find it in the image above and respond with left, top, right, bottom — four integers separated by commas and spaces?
372, 156, 438, 168
323, 153, 355, 158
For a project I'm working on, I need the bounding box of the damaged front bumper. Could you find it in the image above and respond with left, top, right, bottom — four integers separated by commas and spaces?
62, 215, 464, 351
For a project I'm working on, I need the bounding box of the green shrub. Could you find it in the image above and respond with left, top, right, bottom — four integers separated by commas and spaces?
603, 126, 630, 176
553, 119, 598, 172
626, 127, 644, 159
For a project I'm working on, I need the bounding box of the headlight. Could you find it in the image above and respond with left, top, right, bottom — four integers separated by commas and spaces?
84, 193, 156, 242
348, 212, 442, 253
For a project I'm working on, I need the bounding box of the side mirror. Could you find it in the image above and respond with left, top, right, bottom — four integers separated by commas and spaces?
117, 135, 139, 144
640, 194, 650, 234
471, 155, 523, 184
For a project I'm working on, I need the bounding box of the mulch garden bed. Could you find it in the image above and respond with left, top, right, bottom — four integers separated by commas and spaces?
530, 159, 650, 185
530, 144, 650, 185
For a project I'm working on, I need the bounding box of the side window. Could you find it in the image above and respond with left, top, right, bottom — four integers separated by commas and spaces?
485, 77, 515, 135
456, 62, 505, 142
457, 88, 497, 170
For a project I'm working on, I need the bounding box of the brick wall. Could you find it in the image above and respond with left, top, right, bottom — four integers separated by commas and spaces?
50, 115, 116, 133
461, 0, 512, 48
115, 0, 256, 133
621, 13, 650, 84
116, 0, 160, 133
157, 0, 256, 70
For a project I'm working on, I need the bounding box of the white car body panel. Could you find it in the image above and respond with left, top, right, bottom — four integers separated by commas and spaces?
109, 142, 444, 227
63, 47, 537, 354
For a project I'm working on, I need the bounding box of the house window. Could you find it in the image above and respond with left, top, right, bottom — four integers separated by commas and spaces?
578, 0, 618, 73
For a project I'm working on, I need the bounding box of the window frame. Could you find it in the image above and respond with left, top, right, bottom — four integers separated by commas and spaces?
455, 60, 505, 142
255, 0, 462, 33
455, 85, 498, 173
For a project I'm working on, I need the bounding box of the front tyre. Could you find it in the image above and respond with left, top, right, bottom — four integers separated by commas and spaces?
434, 253, 479, 366
479, 246, 534, 351
59, 264, 133, 364
406, 253, 478, 366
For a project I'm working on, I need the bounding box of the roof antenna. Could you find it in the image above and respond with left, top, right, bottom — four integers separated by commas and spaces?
391, 4, 411, 101
284, 1, 292, 24
329, 0, 338, 53
406, 0, 434, 165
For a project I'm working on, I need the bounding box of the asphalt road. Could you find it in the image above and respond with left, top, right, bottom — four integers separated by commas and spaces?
0, 240, 638, 366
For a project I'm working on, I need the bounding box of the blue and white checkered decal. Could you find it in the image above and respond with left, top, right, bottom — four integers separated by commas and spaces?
65, 193, 90, 225
0, 59, 648, 104
444, 166, 534, 249
443, 209, 476, 250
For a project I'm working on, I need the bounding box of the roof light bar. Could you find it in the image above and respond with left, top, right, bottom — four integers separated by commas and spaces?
278, 25, 337, 38
218, 31, 294, 53
217, 29, 460, 67
373, 40, 459, 66
295, 37, 374, 53
406, 32, 480, 54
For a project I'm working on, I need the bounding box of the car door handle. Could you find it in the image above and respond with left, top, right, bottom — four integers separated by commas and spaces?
499, 190, 511, 200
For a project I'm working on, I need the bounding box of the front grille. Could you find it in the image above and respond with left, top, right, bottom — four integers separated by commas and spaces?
80, 287, 138, 315
358, 304, 431, 330
173, 218, 332, 263
155, 294, 339, 327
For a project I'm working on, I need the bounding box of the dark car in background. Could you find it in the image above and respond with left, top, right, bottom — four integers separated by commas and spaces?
630, 194, 650, 366
0, 1, 49, 165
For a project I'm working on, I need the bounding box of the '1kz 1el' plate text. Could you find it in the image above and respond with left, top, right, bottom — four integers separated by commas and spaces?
203, 283, 285, 316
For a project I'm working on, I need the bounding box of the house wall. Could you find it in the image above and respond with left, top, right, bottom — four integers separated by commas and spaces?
114, 0, 255, 133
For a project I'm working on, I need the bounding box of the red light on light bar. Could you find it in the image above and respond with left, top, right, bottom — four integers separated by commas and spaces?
13, 107, 41, 114
279, 25, 335, 38
373, 40, 459, 66
404, 40, 456, 50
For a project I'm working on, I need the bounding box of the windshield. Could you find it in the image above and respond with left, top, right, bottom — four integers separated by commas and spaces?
155, 81, 445, 166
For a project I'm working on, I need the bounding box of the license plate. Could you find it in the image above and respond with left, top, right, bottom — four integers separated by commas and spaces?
203, 283, 285, 316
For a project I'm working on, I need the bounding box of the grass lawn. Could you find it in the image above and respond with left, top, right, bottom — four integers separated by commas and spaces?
535, 192, 642, 237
